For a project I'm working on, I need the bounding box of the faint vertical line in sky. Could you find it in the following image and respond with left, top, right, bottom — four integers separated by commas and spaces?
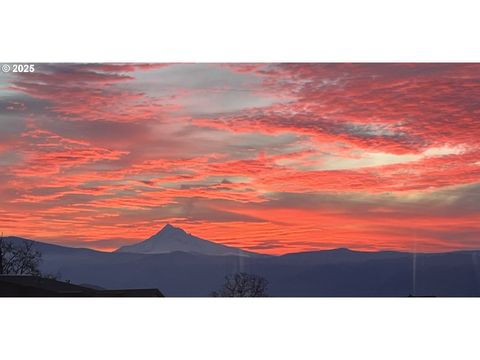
236, 249, 245, 273
412, 228, 417, 296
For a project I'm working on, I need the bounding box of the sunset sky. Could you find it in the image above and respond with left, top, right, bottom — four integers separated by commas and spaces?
1, 63, 479, 254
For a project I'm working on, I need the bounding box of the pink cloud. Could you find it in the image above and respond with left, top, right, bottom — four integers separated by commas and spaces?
1, 64, 480, 253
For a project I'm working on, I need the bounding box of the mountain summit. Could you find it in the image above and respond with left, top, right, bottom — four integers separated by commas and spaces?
115, 224, 259, 257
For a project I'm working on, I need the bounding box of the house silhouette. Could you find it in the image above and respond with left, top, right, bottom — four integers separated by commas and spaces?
0, 275, 164, 297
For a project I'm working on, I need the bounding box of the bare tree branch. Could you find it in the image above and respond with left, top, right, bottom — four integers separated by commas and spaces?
211, 273, 269, 297
0, 238, 42, 276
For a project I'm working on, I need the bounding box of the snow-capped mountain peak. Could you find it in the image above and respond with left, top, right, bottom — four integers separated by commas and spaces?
154, 223, 186, 237
115, 224, 258, 257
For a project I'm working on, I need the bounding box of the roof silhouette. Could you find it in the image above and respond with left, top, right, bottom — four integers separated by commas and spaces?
0, 275, 164, 297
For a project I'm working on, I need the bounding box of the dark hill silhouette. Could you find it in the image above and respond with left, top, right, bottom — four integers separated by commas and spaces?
3, 235, 480, 297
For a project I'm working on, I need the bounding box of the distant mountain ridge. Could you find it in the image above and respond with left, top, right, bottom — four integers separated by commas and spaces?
3, 234, 480, 296
115, 224, 261, 257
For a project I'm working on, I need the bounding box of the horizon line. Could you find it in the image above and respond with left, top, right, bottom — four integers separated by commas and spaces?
3, 233, 480, 257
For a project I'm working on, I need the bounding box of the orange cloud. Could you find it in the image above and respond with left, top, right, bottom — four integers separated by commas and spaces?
1, 64, 480, 254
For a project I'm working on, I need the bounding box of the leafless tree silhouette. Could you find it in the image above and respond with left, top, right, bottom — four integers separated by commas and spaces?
0, 234, 42, 276
211, 272, 268, 297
